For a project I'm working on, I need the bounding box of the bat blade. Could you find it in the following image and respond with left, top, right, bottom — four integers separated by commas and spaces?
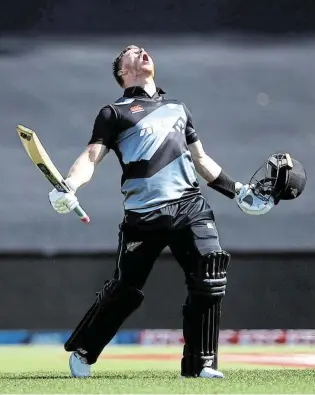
16, 124, 90, 224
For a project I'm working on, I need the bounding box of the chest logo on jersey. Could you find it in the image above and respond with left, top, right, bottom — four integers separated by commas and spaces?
130, 105, 145, 113
139, 116, 186, 137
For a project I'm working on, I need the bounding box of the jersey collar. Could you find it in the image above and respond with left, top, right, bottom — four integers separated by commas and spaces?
123, 86, 166, 99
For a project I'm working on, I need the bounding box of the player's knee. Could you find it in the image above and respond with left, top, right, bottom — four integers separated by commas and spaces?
186, 250, 231, 306
96, 279, 144, 310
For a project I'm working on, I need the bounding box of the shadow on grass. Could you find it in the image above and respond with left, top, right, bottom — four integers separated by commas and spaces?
0, 370, 175, 380
0, 373, 71, 380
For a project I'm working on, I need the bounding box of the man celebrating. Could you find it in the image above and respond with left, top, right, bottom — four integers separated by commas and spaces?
48, 45, 272, 379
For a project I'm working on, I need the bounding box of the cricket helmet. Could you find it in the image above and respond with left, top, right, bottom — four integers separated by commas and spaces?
249, 153, 307, 205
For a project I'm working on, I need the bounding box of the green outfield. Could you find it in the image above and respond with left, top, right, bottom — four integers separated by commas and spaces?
0, 345, 315, 393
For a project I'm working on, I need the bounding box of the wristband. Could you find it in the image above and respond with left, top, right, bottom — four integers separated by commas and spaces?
65, 178, 78, 193
207, 170, 236, 199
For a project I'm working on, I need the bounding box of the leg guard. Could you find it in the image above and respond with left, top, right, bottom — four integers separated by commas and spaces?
181, 250, 230, 377
64, 279, 144, 364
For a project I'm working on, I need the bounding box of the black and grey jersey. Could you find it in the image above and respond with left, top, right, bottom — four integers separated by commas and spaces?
88, 86, 201, 212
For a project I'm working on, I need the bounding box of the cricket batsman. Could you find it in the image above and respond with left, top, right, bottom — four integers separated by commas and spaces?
48, 45, 306, 378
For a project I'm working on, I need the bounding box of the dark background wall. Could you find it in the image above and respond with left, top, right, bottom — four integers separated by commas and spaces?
1, 0, 315, 34
1, 253, 315, 330
1, 0, 315, 330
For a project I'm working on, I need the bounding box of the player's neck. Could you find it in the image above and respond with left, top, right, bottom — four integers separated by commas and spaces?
127, 78, 157, 97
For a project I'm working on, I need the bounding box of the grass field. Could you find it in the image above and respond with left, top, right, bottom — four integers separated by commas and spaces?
1, 345, 315, 393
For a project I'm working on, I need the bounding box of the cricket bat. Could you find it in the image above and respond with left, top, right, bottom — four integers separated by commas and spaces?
16, 124, 90, 224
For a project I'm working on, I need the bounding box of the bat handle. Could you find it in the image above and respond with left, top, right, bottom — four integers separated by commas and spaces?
74, 205, 90, 224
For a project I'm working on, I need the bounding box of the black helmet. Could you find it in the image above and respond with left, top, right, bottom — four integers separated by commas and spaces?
249, 153, 307, 205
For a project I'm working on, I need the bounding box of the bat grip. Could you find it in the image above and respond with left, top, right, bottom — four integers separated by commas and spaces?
74, 205, 90, 224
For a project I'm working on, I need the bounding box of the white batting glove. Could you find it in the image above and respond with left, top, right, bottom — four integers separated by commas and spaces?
235, 182, 274, 215
48, 179, 79, 214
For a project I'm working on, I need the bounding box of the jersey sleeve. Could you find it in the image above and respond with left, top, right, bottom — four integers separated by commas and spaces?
88, 105, 117, 149
183, 104, 199, 145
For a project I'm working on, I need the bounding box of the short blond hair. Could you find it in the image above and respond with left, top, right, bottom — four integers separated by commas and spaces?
112, 45, 139, 87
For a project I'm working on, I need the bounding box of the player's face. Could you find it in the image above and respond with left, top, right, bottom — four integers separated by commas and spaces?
121, 46, 154, 77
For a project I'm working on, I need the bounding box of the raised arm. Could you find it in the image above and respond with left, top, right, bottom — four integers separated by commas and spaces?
65, 106, 117, 192
66, 144, 108, 191
48, 105, 117, 216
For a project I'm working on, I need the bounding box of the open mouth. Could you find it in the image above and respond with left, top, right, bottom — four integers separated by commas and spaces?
142, 53, 149, 62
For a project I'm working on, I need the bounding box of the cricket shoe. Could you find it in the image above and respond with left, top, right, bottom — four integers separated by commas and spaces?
199, 367, 224, 378
69, 351, 91, 378
181, 367, 224, 379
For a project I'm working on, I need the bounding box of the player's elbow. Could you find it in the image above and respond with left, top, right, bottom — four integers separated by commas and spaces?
194, 158, 208, 178
191, 151, 207, 172
191, 155, 205, 174
193, 155, 222, 183
86, 144, 108, 166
